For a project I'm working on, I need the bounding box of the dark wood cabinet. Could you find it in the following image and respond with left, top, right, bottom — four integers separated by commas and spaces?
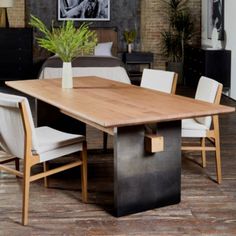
0, 28, 33, 81
122, 52, 154, 85
184, 47, 231, 88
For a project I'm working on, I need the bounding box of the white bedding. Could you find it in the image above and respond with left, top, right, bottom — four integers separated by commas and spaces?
39, 66, 131, 84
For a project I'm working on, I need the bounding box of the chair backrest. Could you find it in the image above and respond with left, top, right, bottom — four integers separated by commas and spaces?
39, 66, 131, 84
140, 69, 178, 94
0, 93, 38, 159
195, 76, 223, 128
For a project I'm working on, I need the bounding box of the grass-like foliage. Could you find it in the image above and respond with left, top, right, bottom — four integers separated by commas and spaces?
161, 0, 194, 62
124, 30, 137, 44
29, 15, 98, 62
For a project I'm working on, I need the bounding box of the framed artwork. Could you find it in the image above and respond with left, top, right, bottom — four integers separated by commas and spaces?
207, 0, 224, 40
58, 0, 110, 21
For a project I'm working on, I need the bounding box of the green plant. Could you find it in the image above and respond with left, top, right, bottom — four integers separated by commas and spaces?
29, 15, 97, 62
161, 31, 182, 62
124, 30, 137, 44
161, 0, 194, 62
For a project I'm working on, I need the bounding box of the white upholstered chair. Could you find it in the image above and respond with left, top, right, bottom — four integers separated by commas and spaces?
141, 68, 178, 134
141, 68, 178, 94
0, 93, 88, 225
181, 76, 223, 184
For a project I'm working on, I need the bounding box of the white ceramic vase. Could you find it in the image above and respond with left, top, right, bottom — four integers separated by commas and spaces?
128, 43, 132, 53
62, 62, 73, 89
211, 27, 222, 49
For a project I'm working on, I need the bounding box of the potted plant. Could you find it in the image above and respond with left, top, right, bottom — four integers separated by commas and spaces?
161, 0, 194, 83
124, 30, 137, 53
29, 15, 97, 89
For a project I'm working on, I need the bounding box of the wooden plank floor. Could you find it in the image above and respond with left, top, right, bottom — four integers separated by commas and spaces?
0, 90, 236, 235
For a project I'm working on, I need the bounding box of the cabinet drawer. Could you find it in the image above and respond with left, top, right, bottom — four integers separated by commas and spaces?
0, 29, 32, 50
0, 51, 32, 63
0, 28, 33, 80
123, 52, 153, 63
0, 64, 32, 79
0, 39, 31, 50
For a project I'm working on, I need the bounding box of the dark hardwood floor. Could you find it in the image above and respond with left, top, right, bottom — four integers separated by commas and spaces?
0, 86, 236, 235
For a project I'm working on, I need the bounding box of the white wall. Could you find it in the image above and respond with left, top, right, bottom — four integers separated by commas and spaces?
202, 0, 236, 99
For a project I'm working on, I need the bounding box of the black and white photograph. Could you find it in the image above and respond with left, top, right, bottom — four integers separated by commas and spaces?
58, 0, 110, 21
207, 0, 224, 40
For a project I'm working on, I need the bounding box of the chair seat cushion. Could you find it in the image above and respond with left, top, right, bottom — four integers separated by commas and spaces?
182, 119, 208, 137
34, 126, 85, 154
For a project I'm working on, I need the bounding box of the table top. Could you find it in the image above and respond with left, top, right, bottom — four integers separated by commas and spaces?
6, 76, 234, 128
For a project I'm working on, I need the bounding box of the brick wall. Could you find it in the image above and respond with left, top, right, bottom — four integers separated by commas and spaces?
8, 0, 25, 27
140, 0, 201, 69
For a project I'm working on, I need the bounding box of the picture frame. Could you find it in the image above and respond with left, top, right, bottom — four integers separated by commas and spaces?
58, 0, 110, 21
207, 0, 224, 40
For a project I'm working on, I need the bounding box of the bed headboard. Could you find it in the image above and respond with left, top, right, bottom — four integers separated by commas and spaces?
92, 27, 118, 56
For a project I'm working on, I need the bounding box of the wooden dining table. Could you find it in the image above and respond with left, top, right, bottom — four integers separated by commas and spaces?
6, 76, 234, 217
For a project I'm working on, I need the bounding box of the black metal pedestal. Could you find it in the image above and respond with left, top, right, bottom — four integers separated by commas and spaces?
113, 121, 181, 216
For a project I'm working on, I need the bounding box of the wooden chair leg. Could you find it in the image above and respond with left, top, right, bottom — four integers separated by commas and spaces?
201, 138, 206, 168
81, 141, 88, 203
213, 115, 222, 184
43, 162, 49, 188
215, 142, 222, 184
215, 135, 222, 184
103, 132, 108, 152
22, 161, 31, 226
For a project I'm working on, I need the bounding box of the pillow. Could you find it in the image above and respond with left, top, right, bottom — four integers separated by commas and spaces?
94, 42, 113, 56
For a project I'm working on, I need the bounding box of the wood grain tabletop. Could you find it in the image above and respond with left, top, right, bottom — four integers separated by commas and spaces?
6, 76, 235, 128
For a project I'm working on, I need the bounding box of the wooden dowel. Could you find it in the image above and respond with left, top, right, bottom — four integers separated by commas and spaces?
181, 146, 216, 151
29, 161, 82, 182
0, 165, 23, 177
